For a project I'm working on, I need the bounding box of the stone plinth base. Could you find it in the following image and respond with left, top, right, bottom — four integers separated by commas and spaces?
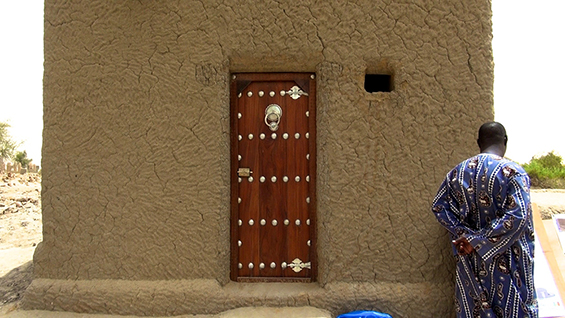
3, 306, 331, 318
21, 279, 453, 317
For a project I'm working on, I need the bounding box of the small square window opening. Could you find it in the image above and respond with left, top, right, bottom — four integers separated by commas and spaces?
364, 74, 392, 93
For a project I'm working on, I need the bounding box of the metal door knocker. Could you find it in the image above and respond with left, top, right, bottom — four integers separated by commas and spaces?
265, 104, 282, 131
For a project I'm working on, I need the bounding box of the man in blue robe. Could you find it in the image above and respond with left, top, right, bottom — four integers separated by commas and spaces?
432, 122, 538, 317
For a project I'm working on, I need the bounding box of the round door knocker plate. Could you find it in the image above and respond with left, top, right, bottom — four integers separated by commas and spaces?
265, 104, 282, 131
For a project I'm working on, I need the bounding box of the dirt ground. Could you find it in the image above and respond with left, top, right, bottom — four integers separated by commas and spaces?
531, 189, 565, 219
0, 173, 41, 316
0, 172, 563, 316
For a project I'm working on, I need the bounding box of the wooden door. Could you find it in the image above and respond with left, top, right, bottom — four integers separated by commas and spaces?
230, 73, 316, 282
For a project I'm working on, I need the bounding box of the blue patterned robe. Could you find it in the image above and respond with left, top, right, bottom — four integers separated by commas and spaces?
432, 154, 538, 318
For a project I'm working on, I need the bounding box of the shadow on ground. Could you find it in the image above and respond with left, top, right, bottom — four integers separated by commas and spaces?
0, 261, 33, 312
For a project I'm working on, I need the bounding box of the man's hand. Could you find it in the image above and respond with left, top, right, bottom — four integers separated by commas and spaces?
452, 237, 474, 255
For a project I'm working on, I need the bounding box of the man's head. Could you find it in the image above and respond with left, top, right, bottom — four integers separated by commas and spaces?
477, 121, 508, 156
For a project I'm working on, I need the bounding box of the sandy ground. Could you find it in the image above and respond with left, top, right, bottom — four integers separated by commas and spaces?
0, 173, 41, 316
531, 189, 565, 219
0, 173, 563, 316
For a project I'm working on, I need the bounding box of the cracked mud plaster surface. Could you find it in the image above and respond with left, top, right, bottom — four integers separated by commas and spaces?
33, 0, 493, 316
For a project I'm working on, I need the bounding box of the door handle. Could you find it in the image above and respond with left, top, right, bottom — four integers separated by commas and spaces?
265, 104, 282, 131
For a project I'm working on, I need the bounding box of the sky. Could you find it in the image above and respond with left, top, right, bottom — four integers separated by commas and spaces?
492, 0, 565, 164
0, 2, 44, 165
0, 1, 564, 165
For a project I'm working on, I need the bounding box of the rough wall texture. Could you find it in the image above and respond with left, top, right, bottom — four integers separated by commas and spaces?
25, 0, 494, 317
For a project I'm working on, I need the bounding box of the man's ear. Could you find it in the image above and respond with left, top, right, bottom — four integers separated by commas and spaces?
504, 136, 508, 146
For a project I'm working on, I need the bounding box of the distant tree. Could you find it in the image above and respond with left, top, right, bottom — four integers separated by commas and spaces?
14, 150, 32, 169
0, 121, 20, 160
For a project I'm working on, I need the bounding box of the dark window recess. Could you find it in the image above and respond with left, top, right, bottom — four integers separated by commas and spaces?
364, 74, 392, 93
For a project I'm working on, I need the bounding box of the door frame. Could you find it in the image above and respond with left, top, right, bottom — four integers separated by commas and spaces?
229, 72, 317, 282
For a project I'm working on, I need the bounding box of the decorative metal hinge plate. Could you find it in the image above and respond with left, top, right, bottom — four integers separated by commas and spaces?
287, 258, 311, 273
282, 86, 308, 100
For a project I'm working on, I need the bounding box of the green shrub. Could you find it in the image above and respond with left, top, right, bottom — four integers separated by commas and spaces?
523, 151, 565, 189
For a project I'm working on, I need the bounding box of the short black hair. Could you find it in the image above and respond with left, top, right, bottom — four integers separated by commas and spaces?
478, 121, 507, 145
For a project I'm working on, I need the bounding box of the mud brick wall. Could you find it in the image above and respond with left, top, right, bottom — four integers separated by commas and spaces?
25, 1, 494, 316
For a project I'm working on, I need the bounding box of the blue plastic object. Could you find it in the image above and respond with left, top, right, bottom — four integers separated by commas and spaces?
337, 310, 393, 318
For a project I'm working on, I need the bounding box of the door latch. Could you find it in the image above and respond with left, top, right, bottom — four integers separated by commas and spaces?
237, 168, 252, 177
